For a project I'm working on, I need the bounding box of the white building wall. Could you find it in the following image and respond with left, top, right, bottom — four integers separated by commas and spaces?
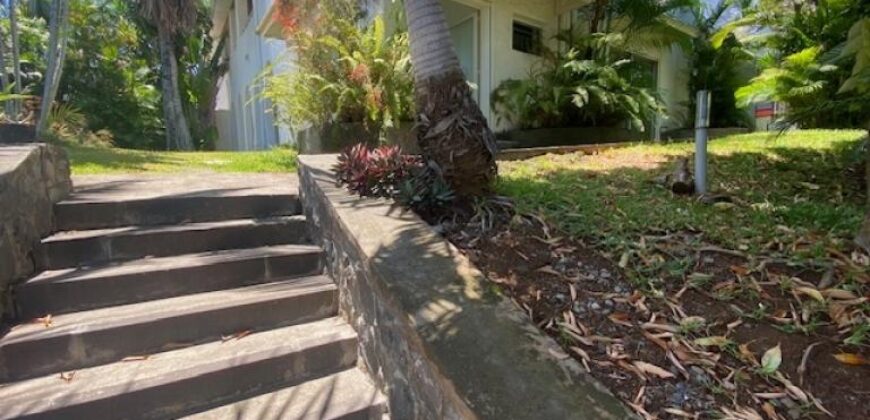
215, 0, 291, 150
437, 0, 691, 133
215, 0, 693, 148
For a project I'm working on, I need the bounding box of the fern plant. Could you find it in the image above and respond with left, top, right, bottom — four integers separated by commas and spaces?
492, 41, 663, 131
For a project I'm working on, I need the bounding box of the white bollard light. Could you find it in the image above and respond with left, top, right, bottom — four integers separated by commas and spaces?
695, 90, 711, 195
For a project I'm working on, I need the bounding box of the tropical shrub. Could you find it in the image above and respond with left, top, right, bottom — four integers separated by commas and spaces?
491, 0, 697, 132
336, 143, 418, 197
60, 0, 163, 149
718, 0, 870, 129
492, 45, 664, 131
335, 143, 454, 211
264, 1, 414, 140
41, 102, 115, 147
687, 0, 754, 128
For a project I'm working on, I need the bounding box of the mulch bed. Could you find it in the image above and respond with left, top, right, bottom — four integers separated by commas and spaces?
441, 216, 870, 419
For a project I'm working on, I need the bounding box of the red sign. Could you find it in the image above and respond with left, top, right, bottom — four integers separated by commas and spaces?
755, 106, 775, 118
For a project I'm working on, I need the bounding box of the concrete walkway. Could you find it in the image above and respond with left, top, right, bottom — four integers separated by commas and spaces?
67, 172, 300, 202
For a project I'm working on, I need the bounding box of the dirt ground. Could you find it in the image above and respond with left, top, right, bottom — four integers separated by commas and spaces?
444, 217, 869, 419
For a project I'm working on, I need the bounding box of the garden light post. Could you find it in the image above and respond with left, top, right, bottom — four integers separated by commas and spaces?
695, 90, 711, 194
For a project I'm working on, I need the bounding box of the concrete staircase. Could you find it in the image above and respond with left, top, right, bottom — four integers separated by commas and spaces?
0, 178, 386, 420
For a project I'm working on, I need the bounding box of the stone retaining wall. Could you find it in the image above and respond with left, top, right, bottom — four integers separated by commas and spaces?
0, 144, 71, 320
298, 155, 631, 419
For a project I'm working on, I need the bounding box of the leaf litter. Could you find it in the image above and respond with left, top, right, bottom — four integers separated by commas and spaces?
442, 212, 869, 419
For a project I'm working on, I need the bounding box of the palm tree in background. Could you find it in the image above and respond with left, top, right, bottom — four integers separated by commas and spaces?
35, 0, 70, 138
9, 0, 23, 117
137, 0, 196, 150
403, 0, 497, 197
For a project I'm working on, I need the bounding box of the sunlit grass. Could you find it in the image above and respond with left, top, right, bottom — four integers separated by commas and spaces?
66, 144, 299, 175
499, 130, 868, 255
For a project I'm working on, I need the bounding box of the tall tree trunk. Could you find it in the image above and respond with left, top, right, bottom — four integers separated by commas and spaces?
0, 22, 11, 117
404, 0, 497, 197
9, 0, 22, 118
857, 130, 870, 251
156, 22, 193, 150
197, 37, 228, 150
198, 74, 223, 149
36, 0, 70, 139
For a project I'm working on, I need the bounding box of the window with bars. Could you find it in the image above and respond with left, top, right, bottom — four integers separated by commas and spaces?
512, 21, 542, 55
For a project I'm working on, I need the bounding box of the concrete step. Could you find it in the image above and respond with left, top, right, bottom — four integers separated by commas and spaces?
39, 215, 310, 270
16, 245, 324, 318
183, 369, 387, 420
55, 193, 301, 230
0, 276, 337, 382
0, 317, 358, 420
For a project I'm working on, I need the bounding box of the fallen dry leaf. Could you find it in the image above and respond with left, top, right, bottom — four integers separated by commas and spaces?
608, 312, 633, 327
753, 392, 788, 399
221, 330, 252, 342
34, 314, 53, 328
618, 252, 630, 268
730, 265, 750, 276
772, 373, 808, 404
633, 360, 675, 379
694, 336, 729, 347
761, 402, 780, 420
822, 289, 858, 300
833, 353, 869, 366
663, 407, 694, 418
797, 342, 822, 385
739, 343, 758, 365
641, 322, 679, 333
794, 287, 824, 303
535, 265, 562, 277
642, 331, 669, 352
121, 355, 151, 362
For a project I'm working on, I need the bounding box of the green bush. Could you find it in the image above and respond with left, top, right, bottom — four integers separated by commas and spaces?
263, 3, 414, 141
491, 42, 663, 131
718, 0, 870, 129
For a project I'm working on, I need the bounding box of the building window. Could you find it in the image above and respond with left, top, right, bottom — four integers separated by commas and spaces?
512, 21, 542, 55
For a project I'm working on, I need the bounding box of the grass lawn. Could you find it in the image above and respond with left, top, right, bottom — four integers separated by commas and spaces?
498, 129, 868, 260
483, 129, 869, 417
65, 143, 299, 175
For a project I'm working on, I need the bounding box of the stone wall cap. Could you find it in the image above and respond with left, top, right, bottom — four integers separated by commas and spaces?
0, 144, 44, 176
298, 154, 632, 419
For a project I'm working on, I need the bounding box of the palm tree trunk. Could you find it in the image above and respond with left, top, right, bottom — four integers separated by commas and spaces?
36, 0, 70, 138
404, 0, 497, 197
156, 21, 193, 150
9, 0, 22, 118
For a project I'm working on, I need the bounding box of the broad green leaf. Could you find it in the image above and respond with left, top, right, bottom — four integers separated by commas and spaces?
760, 344, 782, 375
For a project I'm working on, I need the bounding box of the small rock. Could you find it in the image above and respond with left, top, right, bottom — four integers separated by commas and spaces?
572, 302, 585, 313
553, 293, 567, 304
553, 258, 572, 272
689, 366, 711, 387
670, 382, 689, 405
600, 269, 612, 279
604, 299, 614, 307
588, 301, 602, 311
